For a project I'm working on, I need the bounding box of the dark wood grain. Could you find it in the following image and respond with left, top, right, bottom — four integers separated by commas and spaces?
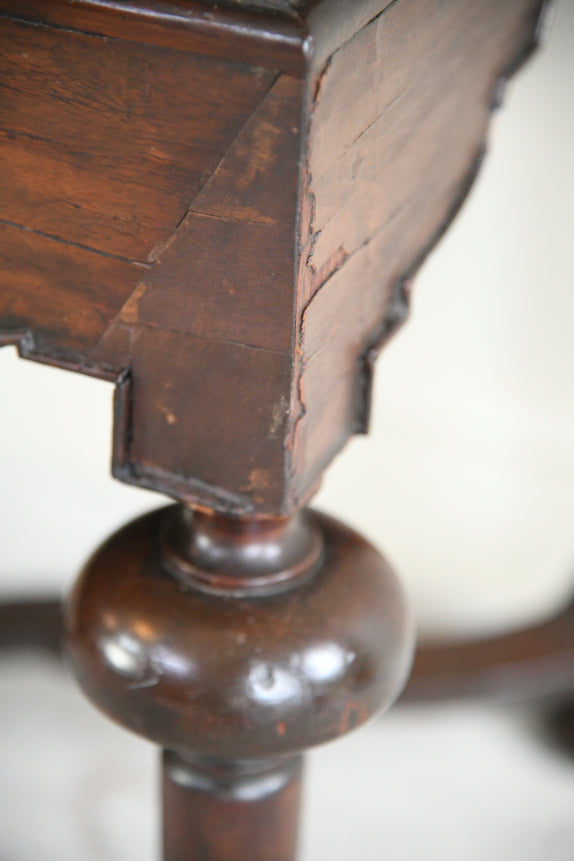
0, 222, 142, 361
0, 5, 555, 857
0, 18, 274, 261
115, 328, 293, 511
289, 0, 546, 506
0, 0, 398, 75
99, 74, 303, 508
0, 0, 547, 515
0, 0, 307, 74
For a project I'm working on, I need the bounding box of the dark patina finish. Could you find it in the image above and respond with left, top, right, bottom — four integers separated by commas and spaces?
0, 0, 550, 857
66, 506, 413, 759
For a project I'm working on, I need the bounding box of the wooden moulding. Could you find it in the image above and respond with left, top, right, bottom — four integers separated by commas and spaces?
0, 0, 548, 515
0, 0, 399, 75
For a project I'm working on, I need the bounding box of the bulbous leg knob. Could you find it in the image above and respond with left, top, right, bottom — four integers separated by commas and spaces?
65, 505, 414, 858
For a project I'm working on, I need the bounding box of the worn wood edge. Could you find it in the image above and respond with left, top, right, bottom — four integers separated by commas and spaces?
286, 0, 551, 516
0, 0, 552, 516
355, 147, 485, 436
0, 0, 399, 77
0, 0, 310, 74
356, 0, 552, 435
302, 0, 395, 73
86, 0, 552, 514
1, 332, 122, 383
287, 143, 485, 508
2, 339, 293, 519
111, 373, 265, 514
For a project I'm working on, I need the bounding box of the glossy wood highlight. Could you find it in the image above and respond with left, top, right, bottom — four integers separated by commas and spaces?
65, 503, 412, 859
65, 505, 413, 759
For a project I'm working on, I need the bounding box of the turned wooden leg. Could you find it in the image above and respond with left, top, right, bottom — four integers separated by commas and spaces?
65, 506, 413, 860
162, 752, 304, 861
0, 0, 550, 855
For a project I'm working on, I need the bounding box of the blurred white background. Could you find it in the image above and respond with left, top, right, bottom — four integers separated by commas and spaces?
1, 0, 573, 642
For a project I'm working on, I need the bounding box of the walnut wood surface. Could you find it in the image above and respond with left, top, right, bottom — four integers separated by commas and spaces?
163, 751, 304, 861
65, 506, 413, 758
290, 0, 546, 503
0, 0, 396, 75
0, 21, 274, 260
64, 504, 413, 860
5, 594, 574, 707
0, 7, 555, 858
0, 0, 546, 515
